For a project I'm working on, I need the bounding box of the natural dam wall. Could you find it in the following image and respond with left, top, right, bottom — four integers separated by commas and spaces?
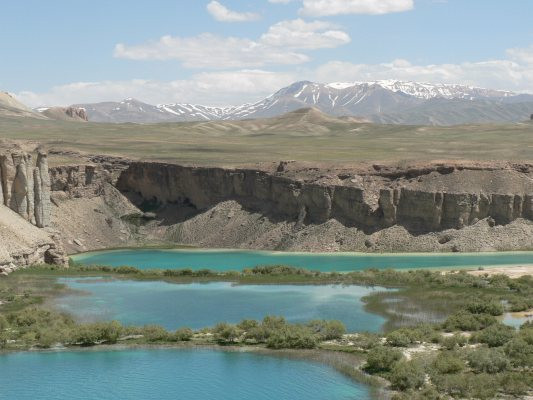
6, 155, 530, 256
115, 161, 533, 234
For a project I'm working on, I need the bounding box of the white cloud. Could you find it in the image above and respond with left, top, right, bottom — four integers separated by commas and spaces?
261, 19, 350, 49
299, 0, 414, 16
507, 45, 533, 65
206, 1, 260, 22
16, 70, 298, 108
313, 55, 533, 92
114, 20, 351, 68
114, 33, 309, 68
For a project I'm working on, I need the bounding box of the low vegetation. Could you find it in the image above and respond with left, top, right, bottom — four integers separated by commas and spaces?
1, 264, 532, 399
2, 114, 532, 165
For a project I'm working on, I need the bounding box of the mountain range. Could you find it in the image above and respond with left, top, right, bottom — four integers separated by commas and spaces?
68, 80, 533, 126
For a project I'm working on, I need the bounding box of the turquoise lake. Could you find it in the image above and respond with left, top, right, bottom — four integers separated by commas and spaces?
71, 248, 533, 272
0, 349, 370, 400
53, 278, 388, 332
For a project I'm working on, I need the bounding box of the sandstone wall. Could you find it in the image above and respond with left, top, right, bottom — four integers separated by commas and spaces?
0, 150, 51, 228
116, 162, 533, 234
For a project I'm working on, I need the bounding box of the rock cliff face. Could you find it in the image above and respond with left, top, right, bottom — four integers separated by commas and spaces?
40, 156, 532, 254
0, 148, 67, 273
116, 162, 533, 234
0, 150, 51, 228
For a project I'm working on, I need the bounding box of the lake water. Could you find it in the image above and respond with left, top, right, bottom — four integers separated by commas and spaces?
0, 349, 370, 400
71, 248, 533, 272
53, 278, 389, 332
502, 312, 533, 329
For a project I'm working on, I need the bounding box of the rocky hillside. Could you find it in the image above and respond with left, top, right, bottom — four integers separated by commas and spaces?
0, 92, 87, 122
39, 107, 88, 122
0, 92, 47, 119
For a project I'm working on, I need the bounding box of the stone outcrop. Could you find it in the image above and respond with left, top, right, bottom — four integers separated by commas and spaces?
0, 148, 67, 273
40, 106, 88, 122
116, 161, 533, 234
0, 150, 51, 228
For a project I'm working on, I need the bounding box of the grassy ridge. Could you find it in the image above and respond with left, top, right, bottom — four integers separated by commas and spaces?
1, 115, 532, 165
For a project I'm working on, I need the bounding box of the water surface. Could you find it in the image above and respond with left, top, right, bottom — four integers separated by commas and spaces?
502, 312, 533, 329
72, 248, 533, 272
0, 349, 370, 400
53, 278, 389, 332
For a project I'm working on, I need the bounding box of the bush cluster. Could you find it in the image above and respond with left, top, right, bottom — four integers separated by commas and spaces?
212, 316, 346, 349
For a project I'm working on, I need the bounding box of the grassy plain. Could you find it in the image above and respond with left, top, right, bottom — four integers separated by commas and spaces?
1, 114, 532, 166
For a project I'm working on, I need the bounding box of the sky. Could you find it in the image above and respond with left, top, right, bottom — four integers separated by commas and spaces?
1, 0, 532, 107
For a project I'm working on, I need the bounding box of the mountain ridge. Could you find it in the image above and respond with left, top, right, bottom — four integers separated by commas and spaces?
66, 80, 533, 126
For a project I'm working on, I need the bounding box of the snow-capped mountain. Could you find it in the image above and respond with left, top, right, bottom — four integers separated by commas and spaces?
70, 80, 533, 125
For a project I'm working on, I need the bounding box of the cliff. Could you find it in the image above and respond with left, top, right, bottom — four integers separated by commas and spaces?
0, 147, 66, 273
42, 157, 533, 254
116, 161, 533, 234
0, 149, 51, 227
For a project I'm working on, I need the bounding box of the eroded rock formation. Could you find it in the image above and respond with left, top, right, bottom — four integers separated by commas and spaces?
116, 161, 533, 234
41, 156, 533, 254
0, 150, 51, 228
0, 148, 67, 274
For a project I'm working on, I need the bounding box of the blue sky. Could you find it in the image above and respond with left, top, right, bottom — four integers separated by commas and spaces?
1, 0, 532, 106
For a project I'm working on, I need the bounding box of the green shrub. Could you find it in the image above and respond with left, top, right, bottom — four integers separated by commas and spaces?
213, 323, 242, 344
36, 329, 61, 348
0, 331, 9, 348
114, 266, 139, 274
386, 330, 412, 347
504, 337, 533, 367
466, 300, 504, 316
173, 328, 193, 341
440, 334, 467, 350
389, 360, 425, 391
466, 348, 510, 373
443, 311, 497, 331
141, 325, 170, 342
237, 319, 258, 331
432, 351, 465, 374
70, 321, 123, 345
266, 325, 318, 349
351, 333, 381, 350
0, 315, 8, 330
364, 346, 403, 373
99, 320, 122, 344
509, 300, 530, 312
307, 320, 346, 340
246, 316, 287, 342
518, 324, 533, 344
71, 324, 102, 346
433, 373, 498, 399
473, 324, 515, 347
500, 372, 530, 397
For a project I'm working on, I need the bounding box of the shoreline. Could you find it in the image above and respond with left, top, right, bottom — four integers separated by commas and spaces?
69, 247, 533, 277
70, 245, 533, 258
